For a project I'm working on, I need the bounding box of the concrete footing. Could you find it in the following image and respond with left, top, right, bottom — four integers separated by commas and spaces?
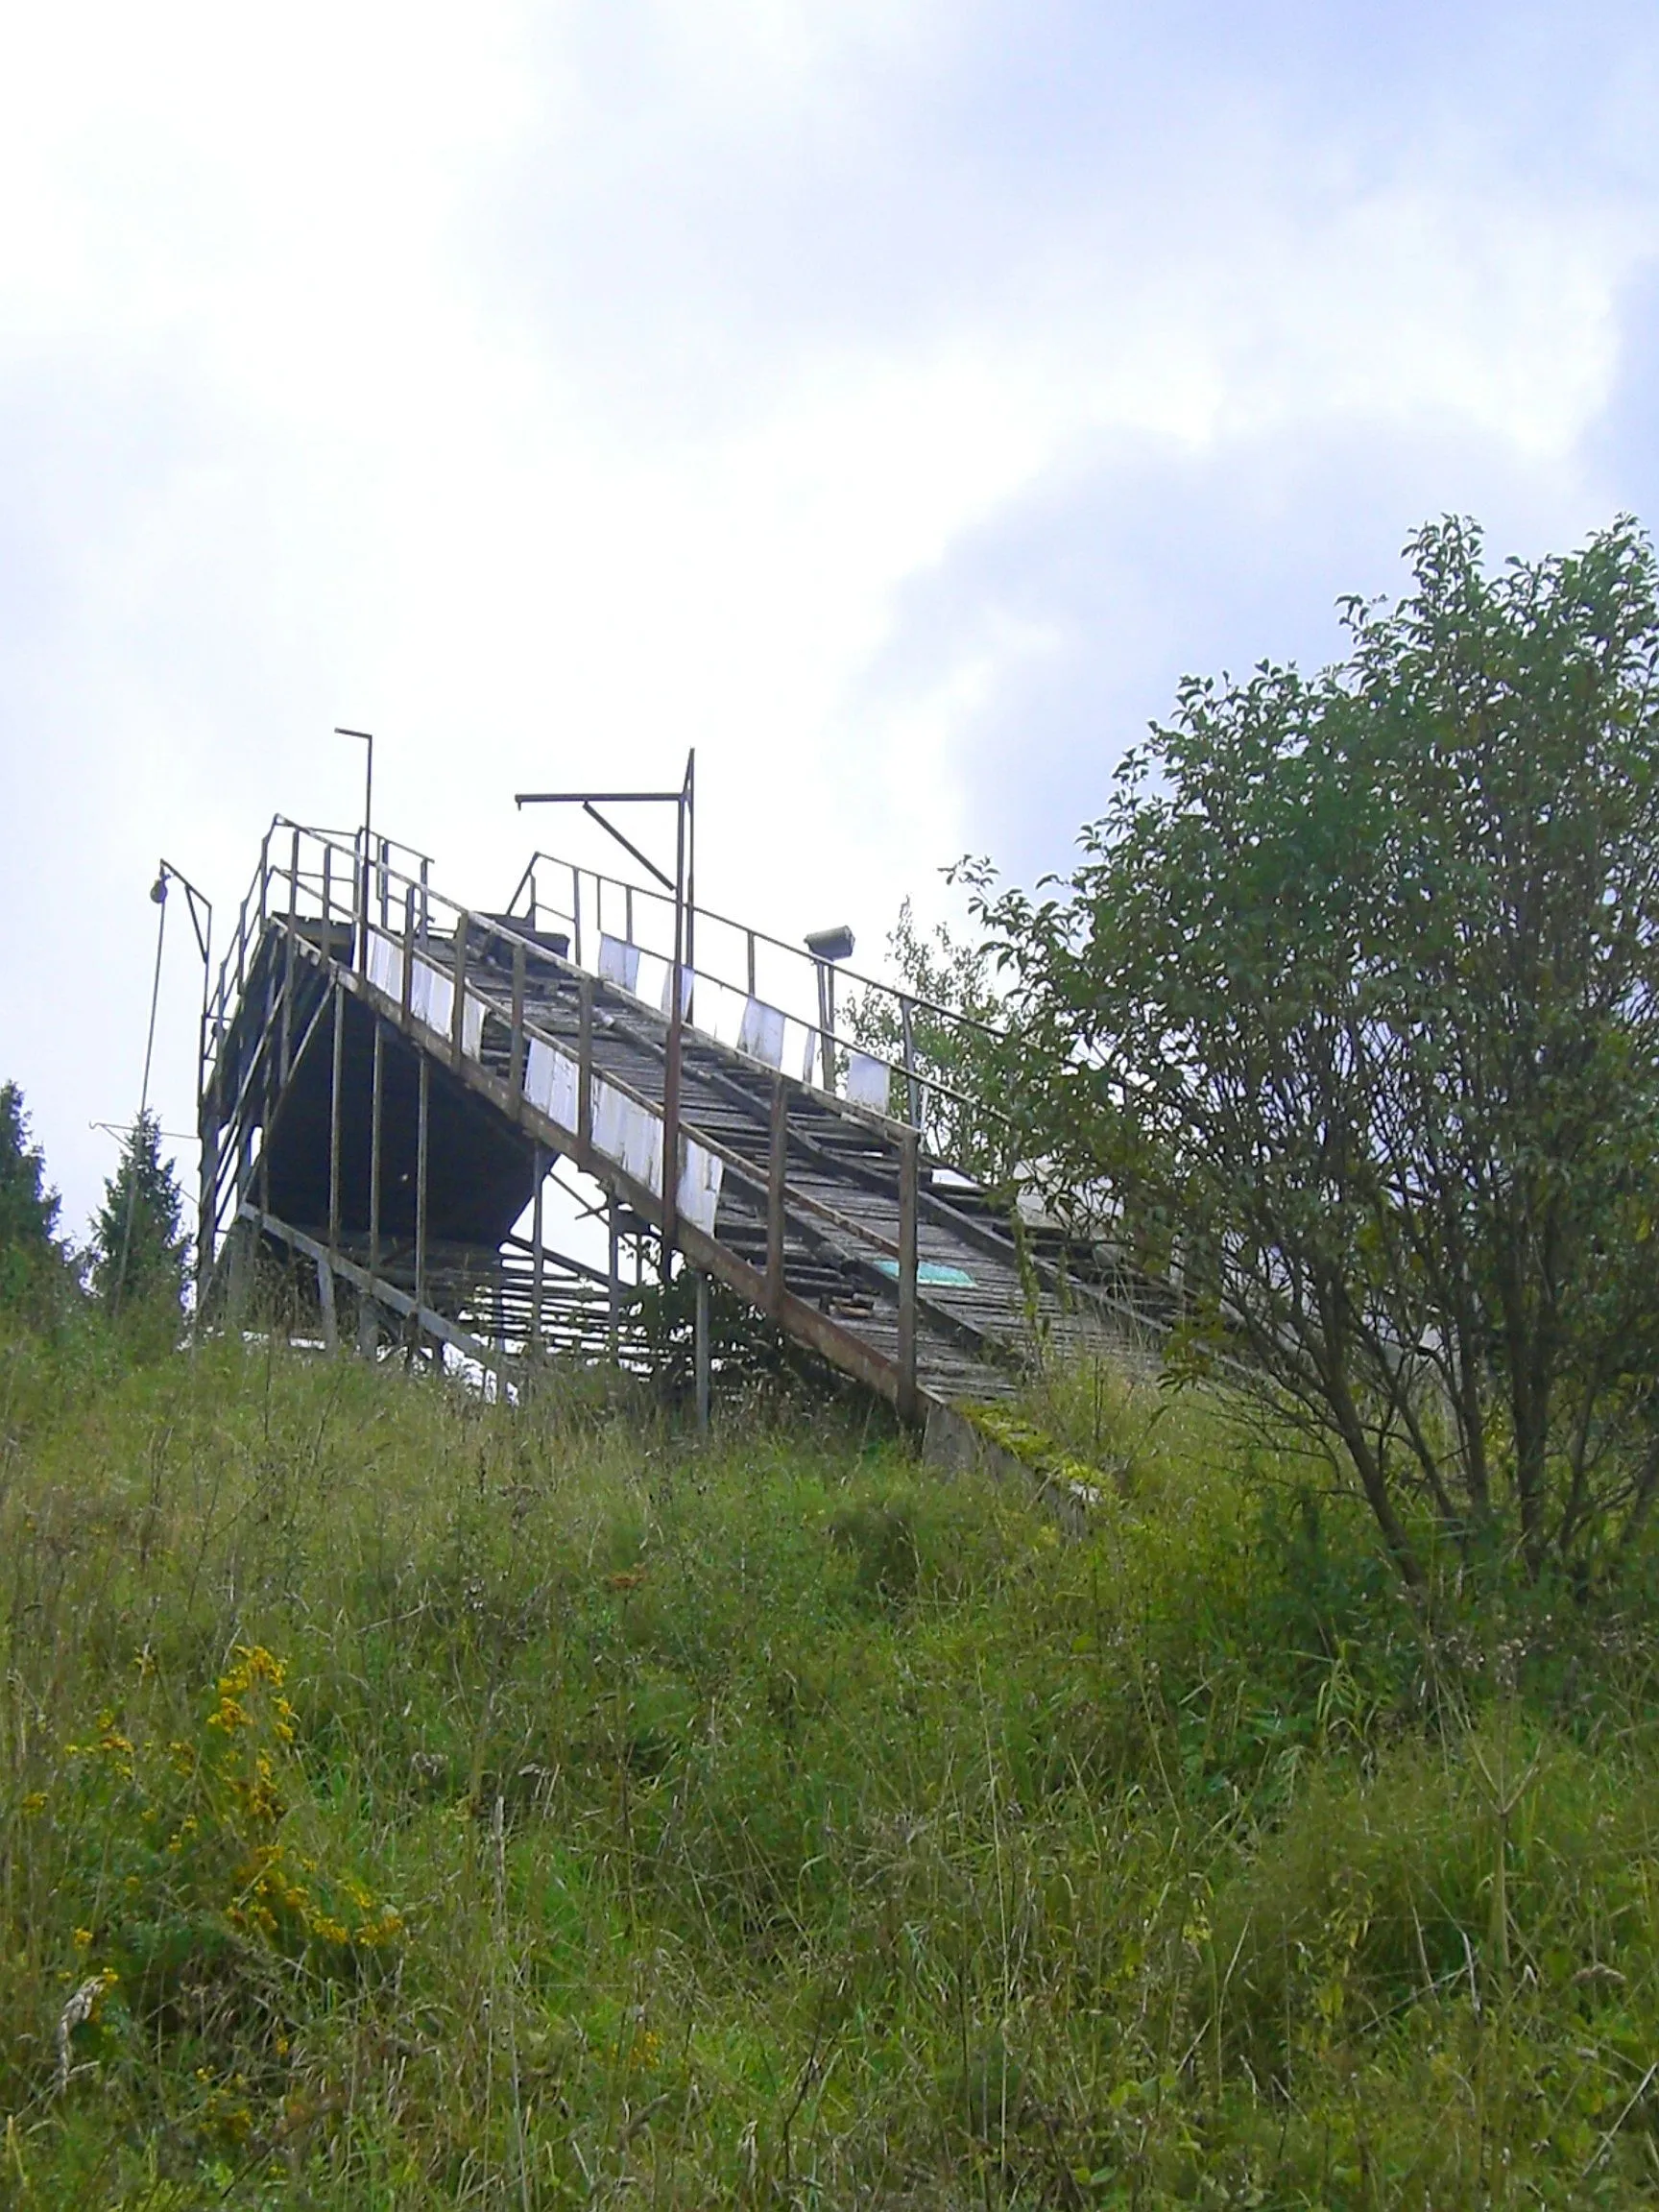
921, 1400, 1101, 1537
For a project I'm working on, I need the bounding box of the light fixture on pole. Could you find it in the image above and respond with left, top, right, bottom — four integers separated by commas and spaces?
153, 859, 213, 982
155, 861, 214, 1300
115, 859, 213, 1318
804, 924, 855, 1089
515, 752, 695, 1259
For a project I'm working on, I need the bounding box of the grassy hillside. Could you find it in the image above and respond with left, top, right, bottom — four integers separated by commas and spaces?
3, 1316, 1658, 2207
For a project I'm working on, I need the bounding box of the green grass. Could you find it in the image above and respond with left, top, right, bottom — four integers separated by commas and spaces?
4, 1316, 1659, 2206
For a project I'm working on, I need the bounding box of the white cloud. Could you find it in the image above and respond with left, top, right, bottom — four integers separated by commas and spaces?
2, 0, 1658, 1231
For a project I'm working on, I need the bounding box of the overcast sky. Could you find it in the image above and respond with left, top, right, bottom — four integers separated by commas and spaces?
4, 0, 1659, 1241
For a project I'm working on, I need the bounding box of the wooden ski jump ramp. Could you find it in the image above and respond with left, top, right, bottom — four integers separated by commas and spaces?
197, 822, 1161, 1430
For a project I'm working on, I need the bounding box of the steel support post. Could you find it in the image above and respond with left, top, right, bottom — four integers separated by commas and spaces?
450, 911, 469, 1070
414, 1055, 429, 1354
897, 1129, 919, 1425
327, 978, 344, 1251
694, 1269, 711, 1436
510, 938, 526, 1109
280, 830, 299, 1083
369, 1019, 383, 1286
317, 1254, 338, 1352
227, 1213, 251, 1322
578, 974, 593, 1150
766, 1074, 787, 1315
197, 1108, 219, 1315
258, 1049, 273, 1223
608, 1195, 622, 1360
661, 803, 685, 1262
531, 1142, 544, 1358
815, 961, 832, 1094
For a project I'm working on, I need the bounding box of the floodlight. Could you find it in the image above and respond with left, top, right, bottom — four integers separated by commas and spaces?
805, 925, 854, 963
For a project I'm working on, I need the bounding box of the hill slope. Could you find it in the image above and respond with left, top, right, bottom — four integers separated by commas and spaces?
2, 1320, 1656, 2206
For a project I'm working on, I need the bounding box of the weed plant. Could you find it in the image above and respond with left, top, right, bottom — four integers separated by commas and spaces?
3, 1314, 1658, 2206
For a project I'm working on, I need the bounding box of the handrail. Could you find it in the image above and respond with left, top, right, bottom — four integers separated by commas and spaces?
482, 863, 1008, 1144
271, 815, 438, 881
201, 831, 955, 1264
511, 846, 1004, 1040
205, 871, 921, 1321
496, 845, 1013, 1171
204, 822, 1012, 1153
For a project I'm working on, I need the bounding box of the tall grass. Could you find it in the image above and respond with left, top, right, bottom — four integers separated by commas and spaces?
3, 1314, 1657, 2206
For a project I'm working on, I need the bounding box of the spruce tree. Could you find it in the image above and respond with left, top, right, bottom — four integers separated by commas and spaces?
0, 1081, 61, 1305
93, 1111, 189, 1317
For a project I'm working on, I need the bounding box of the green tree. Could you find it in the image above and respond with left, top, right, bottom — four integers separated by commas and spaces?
843, 900, 1019, 1185
93, 1111, 189, 1321
974, 517, 1659, 1590
0, 1080, 62, 1305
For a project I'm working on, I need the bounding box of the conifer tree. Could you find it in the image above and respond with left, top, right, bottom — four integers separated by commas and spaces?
0, 1080, 61, 1305
92, 1111, 189, 1317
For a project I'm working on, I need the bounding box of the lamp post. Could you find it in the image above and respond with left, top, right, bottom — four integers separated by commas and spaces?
115, 860, 213, 1317
157, 861, 214, 1310
515, 750, 695, 1258
153, 858, 214, 1010
335, 726, 373, 958
804, 924, 854, 1093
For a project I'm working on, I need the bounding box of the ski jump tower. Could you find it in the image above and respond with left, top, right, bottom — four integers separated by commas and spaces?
196, 802, 1151, 1426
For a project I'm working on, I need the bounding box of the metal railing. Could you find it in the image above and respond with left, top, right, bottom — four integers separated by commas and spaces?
503, 847, 1006, 1138
205, 823, 1012, 1159
204, 817, 435, 1063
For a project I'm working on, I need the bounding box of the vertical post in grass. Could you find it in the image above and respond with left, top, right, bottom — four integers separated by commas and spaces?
694, 1268, 711, 1436
898, 1126, 919, 1424
317, 1253, 338, 1352
608, 1194, 622, 1361
198, 1091, 219, 1317
531, 1142, 544, 1358
226, 1211, 251, 1324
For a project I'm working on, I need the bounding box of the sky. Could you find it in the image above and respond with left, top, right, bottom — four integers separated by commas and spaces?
4, 0, 1659, 1244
